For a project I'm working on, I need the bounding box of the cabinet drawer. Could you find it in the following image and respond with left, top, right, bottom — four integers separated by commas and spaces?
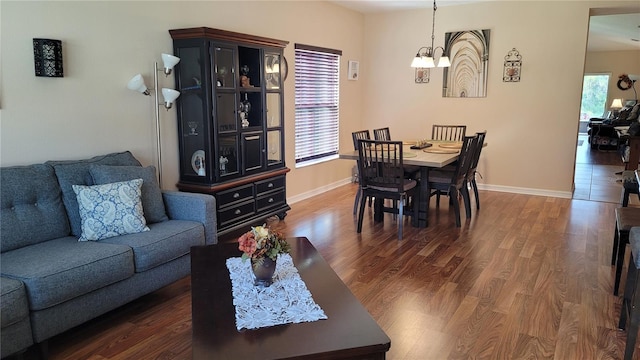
256, 176, 285, 195
217, 184, 254, 208
219, 200, 255, 226
257, 190, 286, 212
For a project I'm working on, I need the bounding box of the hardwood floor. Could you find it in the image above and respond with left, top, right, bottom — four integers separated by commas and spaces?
27, 179, 636, 359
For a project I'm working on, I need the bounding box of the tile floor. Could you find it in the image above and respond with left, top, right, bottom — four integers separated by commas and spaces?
574, 134, 640, 205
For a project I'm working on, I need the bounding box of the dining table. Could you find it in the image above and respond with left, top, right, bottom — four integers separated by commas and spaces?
339, 140, 462, 228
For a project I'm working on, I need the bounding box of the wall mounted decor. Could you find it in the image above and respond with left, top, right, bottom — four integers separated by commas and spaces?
33, 38, 63, 77
348, 60, 359, 80
442, 29, 490, 98
415, 68, 430, 83
503, 48, 521, 82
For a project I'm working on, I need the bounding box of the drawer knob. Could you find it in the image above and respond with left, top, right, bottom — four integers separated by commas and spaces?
235, 209, 241, 215
268, 183, 274, 188
268, 198, 274, 203
233, 193, 240, 198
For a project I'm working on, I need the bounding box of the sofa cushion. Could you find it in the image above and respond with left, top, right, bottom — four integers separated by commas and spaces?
47, 151, 141, 238
1, 277, 29, 328
89, 165, 168, 224
100, 220, 204, 272
0, 237, 134, 310
1, 164, 70, 252
73, 179, 150, 241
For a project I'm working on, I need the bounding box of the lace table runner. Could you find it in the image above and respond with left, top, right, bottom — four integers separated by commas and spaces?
226, 254, 327, 330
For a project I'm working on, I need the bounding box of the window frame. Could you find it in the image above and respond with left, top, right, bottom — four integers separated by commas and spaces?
294, 44, 342, 168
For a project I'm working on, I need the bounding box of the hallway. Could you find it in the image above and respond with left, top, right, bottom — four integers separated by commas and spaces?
574, 133, 639, 205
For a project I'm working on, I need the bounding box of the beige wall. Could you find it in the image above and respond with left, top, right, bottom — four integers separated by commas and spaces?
362, 0, 638, 196
584, 50, 640, 108
1, 1, 639, 202
0, 1, 362, 201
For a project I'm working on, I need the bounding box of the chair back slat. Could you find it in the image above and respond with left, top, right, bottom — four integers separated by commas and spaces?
373, 127, 392, 141
357, 139, 405, 193
432, 125, 467, 141
352, 130, 371, 151
467, 131, 487, 177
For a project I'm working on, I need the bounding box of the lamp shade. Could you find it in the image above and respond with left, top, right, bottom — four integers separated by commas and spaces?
127, 74, 149, 95
161, 53, 180, 75
437, 56, 451, 68
422, 57, 435, 68
161, 88, 180, 109
611, 98, 624, 109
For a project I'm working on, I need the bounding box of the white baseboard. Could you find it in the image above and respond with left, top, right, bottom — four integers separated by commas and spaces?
476, 183, 572, 199
288, 178, 353, 204
288, 178, 573, 204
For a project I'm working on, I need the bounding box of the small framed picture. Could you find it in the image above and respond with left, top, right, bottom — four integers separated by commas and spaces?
415, 68, 430, 83
348, 60, 359, 81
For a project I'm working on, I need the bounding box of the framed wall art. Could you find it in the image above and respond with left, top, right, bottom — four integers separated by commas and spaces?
348, 60, 359, 81
442, 29, 491, 98
415, 68, 430, 83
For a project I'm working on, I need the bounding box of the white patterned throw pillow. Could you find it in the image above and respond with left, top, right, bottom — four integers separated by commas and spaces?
72, 178, 149, 241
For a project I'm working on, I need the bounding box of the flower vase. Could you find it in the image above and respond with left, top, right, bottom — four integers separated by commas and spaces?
251, 257, 276, 287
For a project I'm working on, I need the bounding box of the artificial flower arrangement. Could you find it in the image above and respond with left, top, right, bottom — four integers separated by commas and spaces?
238, 224, 290, 268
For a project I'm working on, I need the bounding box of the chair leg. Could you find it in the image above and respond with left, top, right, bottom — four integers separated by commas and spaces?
398, 197, 404, 240
620, 258, 640, 359
613, 226, 620, 266
451, 188, 461, 227
357, 191, 367, 233
615, 230, 629, 296
353, 186, 362, 215
622, 188, 631, 207
472, 179, 480, 210
620, 262, 635, 330
461, 183, 472, 219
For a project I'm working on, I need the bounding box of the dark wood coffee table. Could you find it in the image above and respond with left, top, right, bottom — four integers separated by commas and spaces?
190, 237, 391, 359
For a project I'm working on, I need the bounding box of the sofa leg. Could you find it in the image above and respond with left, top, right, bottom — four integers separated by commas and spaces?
37, 341, 48, 360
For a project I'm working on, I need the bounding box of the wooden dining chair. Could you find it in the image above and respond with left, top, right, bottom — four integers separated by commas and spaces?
352, 130, 372, 215
356, 139, 418, 240
432, 125, 467, 141
464, 131, 487, 211
373, 127, 391, 141
427, 135, 478, 227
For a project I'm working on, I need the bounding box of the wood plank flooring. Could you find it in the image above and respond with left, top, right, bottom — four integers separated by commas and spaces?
17, 142, 639, 359
31, 184, 635, 359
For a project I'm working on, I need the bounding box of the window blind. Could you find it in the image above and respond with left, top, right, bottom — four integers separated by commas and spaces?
294, 45, 341, 165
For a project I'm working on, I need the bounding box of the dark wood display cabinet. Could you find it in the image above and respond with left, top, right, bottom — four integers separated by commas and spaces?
169, 27, 290, 235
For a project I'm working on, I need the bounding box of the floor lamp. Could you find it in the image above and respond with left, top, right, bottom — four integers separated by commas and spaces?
127, 53, 180, 189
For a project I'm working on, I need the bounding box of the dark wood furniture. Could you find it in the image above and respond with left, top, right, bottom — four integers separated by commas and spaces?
431, 125, 466, 141
618, 226, 640, 360
190, 237, 391, 360
351, 130, 371, 215
356, 139, 418, 240
427, 135, 478, 227
169, 27, 290, 235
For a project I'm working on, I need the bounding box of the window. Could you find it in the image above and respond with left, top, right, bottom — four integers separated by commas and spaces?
580, 74, 610, 120
294, 44, 341, 167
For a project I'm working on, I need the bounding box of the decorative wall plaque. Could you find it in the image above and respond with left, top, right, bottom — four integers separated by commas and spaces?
503, 48, 521, 82
415, 68, 430, 83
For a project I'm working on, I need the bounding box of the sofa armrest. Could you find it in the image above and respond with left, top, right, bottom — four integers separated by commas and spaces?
162, 191, 217, 245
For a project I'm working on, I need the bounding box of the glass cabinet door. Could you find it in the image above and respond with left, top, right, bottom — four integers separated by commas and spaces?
264, 52, 282, 90
216, 93, 237, 133
266, 93, 281, 128
218, 134, 239, 178
214, 46, 235, 89
267, 130, 282, 165
175, 45, 208, 180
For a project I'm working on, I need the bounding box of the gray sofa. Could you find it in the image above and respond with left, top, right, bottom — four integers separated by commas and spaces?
0, 151, 217, 358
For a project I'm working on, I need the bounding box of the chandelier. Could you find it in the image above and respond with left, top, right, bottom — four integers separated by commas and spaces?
410, 0, 450, 68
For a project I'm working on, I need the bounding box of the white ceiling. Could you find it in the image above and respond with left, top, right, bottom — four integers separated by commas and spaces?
330, 1, 640, 52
